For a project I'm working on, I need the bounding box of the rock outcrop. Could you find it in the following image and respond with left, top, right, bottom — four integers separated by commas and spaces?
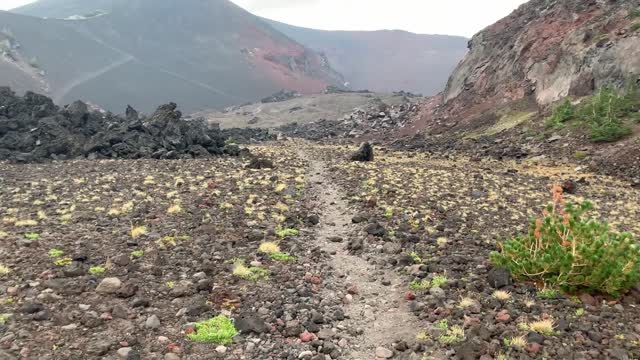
0, 87, 267, 162
421, 0, 640, 132
278, 96, 420, 140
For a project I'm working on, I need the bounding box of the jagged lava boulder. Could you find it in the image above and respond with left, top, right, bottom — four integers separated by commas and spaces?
0, 87, 254, 162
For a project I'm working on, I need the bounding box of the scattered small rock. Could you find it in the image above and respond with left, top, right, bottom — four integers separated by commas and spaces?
96, 278, 122, 294
145, 315, 161, 329
375, 347, 394, 358
487, 268, 511, 288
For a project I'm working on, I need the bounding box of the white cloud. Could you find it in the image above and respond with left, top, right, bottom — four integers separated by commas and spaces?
232, 0, 528, 37
0, 0, 35, 11
1, 0, 528, 37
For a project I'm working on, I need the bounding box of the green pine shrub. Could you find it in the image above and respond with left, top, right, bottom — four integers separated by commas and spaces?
544, 98, 575, 128
491, 185, 640, 296
544, 85, 639, 142
580, 87, 635, 142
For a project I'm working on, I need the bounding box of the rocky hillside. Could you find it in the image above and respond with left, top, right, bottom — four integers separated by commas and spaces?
1, 0, 344, 113
266, 19, 468, 96
402, 0, 640, 183
419, 0, 640, 131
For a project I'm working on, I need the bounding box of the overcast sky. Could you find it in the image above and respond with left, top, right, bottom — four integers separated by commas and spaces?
1, 0, 528, 37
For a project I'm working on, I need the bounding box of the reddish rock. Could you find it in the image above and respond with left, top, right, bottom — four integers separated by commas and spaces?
405, 292, 416, 301
347, 285, 359, 295
495, 310, 510, 323
580, 293, 597, 307
561, 179, 577, 194
299, 331, 315, 342
526, 343, 542, 354
167, 343, 181, 353
463, 316, 481, 327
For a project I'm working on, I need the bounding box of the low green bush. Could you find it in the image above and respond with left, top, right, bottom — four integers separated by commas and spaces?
491, 185, 640, 296
544, 98, 575, 128
187, 315, 238, 344
580, 87, 635, 142
545, 85, 639, 142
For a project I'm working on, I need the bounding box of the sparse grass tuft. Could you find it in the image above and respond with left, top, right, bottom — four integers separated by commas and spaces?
572, 150, 589, 160
576, 308, 585, 316
54, 257, 72, 267
492, 290, 511, 301
416, 330, 429, 342
25, 233, 40, 240
409, 252, 422, 264
276, 227, 299, 238
48, 249, 64, 258
538, 288, 559, 299
269, 252, 296, 262
130, 226, 147, 239
409, 279, 431, 291
131, 250, 144, 258
0, 313, 11, 325
435, 319, 448, 330
505, 335, 528, 349
258, 242, 280, 254
15, 219, 37, 227
167, 204, 183, 214
89, 266, 106, 275
438, 325, 465, 344
431, 275, 448, 288
458, 297, 476, 308
528, 319, 555, 336
187, 315, 238, 344
232, 261, 269, 281
523, 297, 536, 308
0, 264, 10, 276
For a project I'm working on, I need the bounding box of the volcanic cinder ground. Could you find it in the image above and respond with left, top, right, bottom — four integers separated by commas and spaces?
1, 142, 640, 359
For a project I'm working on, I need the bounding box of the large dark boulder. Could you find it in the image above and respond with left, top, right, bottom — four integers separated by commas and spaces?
351, 142, 374, 162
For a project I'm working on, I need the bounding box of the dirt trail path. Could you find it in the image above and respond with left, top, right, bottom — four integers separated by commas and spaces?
300, 146, 421, 359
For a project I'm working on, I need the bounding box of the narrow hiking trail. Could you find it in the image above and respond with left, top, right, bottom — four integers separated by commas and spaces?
300, 146, 422, 359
